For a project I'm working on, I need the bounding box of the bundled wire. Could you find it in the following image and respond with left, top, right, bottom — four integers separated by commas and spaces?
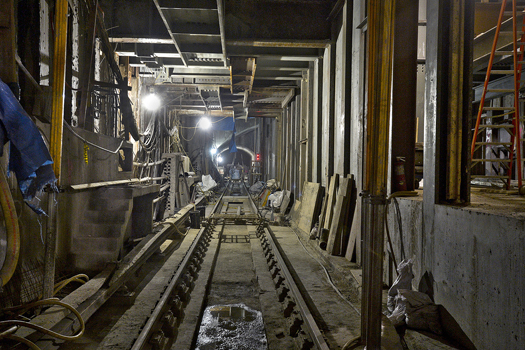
0, 298, 85, 349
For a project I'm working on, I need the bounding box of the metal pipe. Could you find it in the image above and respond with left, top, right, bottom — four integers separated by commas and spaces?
44, 0, 68, 300
512, 0, 522, 187
49, 0, 69, 181
42, 192, 57, 300
361, 0, 396, 348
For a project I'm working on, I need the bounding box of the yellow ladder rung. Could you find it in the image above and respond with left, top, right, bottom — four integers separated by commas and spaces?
486, 88, 516, 92
483, 107, 515, 110
489, 71, 518, 75
475, 142, 513, 146
472, 159, 512, 162
478, 124, 514, 128
470, 175, 510, 179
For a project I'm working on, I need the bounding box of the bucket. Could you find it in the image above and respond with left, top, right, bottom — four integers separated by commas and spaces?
189, 210, 201, 229
197, 206, 206, 219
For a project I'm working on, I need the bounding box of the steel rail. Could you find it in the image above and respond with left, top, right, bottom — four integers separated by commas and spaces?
130, 225, 210, 350
263, 225, 330, 350
130, 183, 231, 350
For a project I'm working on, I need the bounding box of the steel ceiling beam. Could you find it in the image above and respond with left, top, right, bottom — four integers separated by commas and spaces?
226, 39, 331, 49
217, 0, 228, 68
227, 46, 320, 58
109, 37, 173, 44
152, 0, 188, 66
157, 0, 217, 10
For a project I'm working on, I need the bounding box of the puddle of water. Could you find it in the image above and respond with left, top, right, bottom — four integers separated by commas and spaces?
195, 303, 267, 350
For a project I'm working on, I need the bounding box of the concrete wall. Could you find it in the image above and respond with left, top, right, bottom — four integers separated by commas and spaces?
321, 47, 333, 188
333, 12, 347, 176
386, 198, 525, 349
61, 126, 133, 186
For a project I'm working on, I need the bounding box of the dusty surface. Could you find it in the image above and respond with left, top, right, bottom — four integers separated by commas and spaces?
271, 226, 361, 348
409, 188, 525, 219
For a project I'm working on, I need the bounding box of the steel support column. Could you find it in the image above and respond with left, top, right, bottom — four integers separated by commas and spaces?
361, 0, 396, 348
391, 0, 418, 192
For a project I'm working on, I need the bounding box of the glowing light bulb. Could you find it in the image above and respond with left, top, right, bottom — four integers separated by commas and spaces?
199, 117, 212, 130
211, 148, 217, 155
143, 94, 161, 111
217, 155, 223, 163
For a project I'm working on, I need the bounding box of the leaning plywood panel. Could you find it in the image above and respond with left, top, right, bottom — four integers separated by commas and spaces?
297, 182, 323, 234
326, 194, 349, 255
322, 175, 339, 232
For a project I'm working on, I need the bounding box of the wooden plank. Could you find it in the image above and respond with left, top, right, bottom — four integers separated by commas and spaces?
326, 194, 349, 255
340, 175, 356, 255
0, 0, 16, 83
345, 176, 360, 262
297, 182, 323, 234
318, 177, 333, 229
326, 176, 355, 256
322, 174, 339, 232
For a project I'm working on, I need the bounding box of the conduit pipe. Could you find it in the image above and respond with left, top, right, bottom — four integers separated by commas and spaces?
360, 0, 396, 348
49, 0, 68, 182
0, 167, 20, 288
44, 0, 68, 300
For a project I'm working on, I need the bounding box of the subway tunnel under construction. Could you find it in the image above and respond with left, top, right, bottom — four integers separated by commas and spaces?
0, 0, 524, 349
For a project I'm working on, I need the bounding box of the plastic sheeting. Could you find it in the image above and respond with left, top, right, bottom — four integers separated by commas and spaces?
0, 79, 56, 213
387, 259, 414, 312
198, 174, 217, 193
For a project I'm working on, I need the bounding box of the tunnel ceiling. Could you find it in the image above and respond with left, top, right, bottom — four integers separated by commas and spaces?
100, 0, 337, 119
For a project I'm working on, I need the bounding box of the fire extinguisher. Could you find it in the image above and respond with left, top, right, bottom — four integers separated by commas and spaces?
394, 156, 407, 192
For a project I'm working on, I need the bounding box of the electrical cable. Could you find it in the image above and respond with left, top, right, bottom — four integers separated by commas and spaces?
0, 298, 85, 343
384, 190, 417, 270
289, 226, 361, 316
64, 121, 124, 154
52, 274, 89, 296
4, 334, 40, 350
0, 164, 20, 288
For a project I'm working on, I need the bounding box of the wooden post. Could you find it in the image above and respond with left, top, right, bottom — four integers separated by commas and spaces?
0, 0, 17, 86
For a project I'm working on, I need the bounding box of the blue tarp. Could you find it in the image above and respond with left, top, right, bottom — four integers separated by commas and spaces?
213, 116, 235, 131
229, 131, 237, 153
0, 78, 56, 214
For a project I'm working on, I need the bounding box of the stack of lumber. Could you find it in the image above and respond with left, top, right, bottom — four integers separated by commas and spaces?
318, 174, 357, 256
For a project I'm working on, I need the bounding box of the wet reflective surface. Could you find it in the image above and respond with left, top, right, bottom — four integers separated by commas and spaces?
196, 304, 267, 350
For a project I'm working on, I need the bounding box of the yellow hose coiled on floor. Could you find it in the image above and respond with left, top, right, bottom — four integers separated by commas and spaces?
0, 167, 20, 288
0, 298, 85, 349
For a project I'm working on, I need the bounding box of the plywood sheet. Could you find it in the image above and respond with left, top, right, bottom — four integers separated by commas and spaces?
322, 175, 339, 232
297, 182, 323, 234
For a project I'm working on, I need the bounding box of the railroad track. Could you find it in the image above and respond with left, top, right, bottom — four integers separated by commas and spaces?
94, 181, 333, 350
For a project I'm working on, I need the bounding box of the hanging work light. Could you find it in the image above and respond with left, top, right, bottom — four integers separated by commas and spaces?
142, 94, 161, 111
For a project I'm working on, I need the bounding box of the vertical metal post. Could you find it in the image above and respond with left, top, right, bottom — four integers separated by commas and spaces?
361, 0, 396, 348
43, 192, 57, 299
44, 0, 68, 300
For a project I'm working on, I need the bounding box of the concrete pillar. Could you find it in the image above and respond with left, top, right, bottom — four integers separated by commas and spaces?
423, 0, 474, 273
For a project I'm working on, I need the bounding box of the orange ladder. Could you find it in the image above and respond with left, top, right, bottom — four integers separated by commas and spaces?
471, 0, 525, 189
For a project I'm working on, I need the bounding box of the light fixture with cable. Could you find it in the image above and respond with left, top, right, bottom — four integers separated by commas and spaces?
199, 117, 212, 130
142, 94, 161, 111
